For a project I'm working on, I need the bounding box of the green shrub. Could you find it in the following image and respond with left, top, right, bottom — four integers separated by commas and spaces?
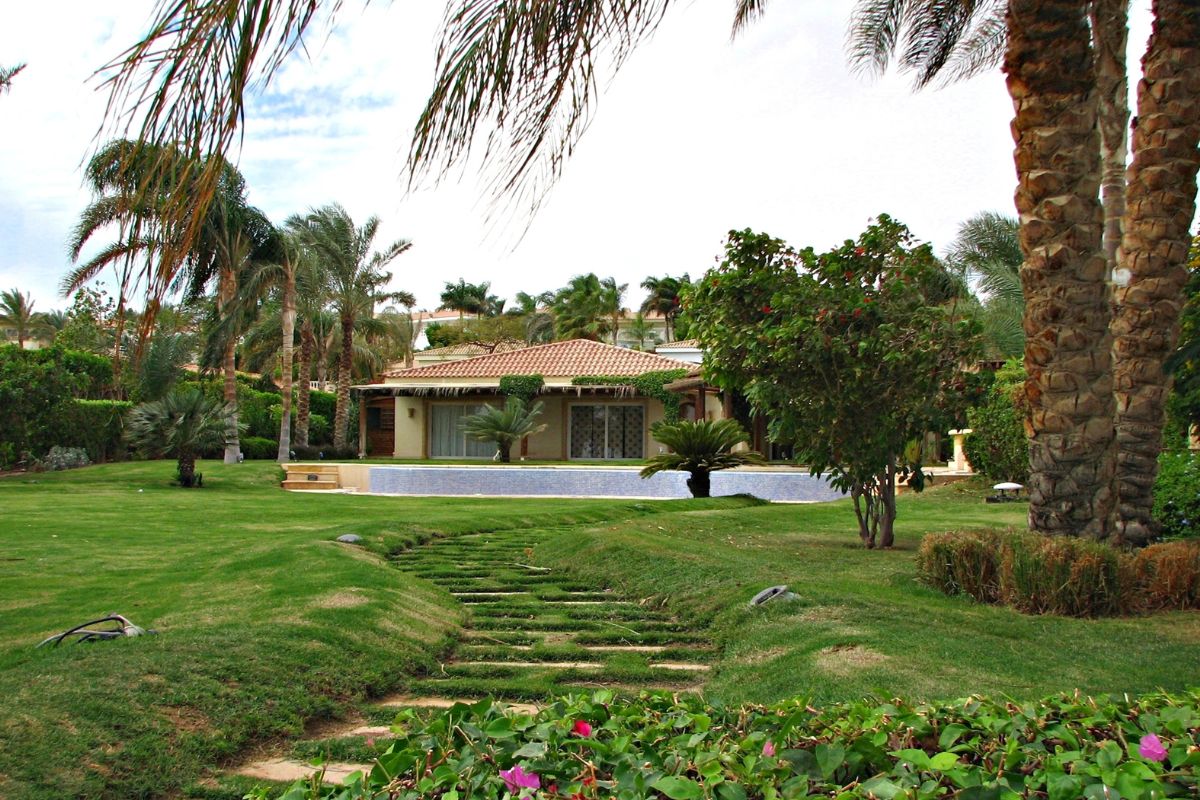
498, 373, 544, 403
252, 690, 1200, 800
964, 360, 1028, 483
307, 413, 331, 444
918, 530, 1200, 617
60, 399, 132, 462
308, 389, 336, 421
1153, 451, 1200, 539
240, 436, 279, 460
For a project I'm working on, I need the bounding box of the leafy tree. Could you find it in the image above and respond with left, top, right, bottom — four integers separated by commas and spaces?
640, 418, 765, 498
296, 204, 411, 449
460, 397, 547, 462
0, 289, 52, 349
690, 217, 982, 548
55, 287, 115, 356
965, 359, 1030, 484
125, 388, 236, 487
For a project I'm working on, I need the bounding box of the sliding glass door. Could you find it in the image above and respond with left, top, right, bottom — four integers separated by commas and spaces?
568, 404, 644, 459
429, 403, 497, 458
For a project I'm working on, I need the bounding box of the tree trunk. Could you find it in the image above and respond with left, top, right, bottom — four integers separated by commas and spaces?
1091, 0, 1130, 282
177, 453, 196, 487
277, 267, 297, 463
333, 313, 354, 450
295, 322, 314, 448
219, 269, 241, 465
879, 463, 897, 549
1004, 0, 1115, 538
1111, 0, 1200, 544
686, 469, 711, 498
498, 441, 512, 463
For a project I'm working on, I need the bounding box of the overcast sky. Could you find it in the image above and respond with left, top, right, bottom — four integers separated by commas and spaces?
0, 1, 1172, 315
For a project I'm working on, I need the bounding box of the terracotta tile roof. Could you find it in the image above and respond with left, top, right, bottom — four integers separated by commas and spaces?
418, 340, 528, 357
382, 339, 689, 379
657, 339, 700, 349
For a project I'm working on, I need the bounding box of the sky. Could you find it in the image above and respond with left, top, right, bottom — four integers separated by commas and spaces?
0, 1, 1169, 316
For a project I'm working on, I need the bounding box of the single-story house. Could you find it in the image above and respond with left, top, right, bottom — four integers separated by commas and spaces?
353, 339, 726, 459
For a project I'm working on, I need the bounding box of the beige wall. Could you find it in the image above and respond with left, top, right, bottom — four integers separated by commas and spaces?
394, 396, 426, 458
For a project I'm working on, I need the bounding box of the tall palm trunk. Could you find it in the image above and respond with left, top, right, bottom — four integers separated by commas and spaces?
1111, 0, 1200, 544
332, 313, 354, 449
1004, 0, 1114, 538
1092, 0, 1130, 281
276, 267, 297, 463
295, 321, 314, 447
220, 268, 241, 464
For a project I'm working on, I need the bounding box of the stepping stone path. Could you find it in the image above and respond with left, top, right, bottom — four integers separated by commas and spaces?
230, 527, 713, 790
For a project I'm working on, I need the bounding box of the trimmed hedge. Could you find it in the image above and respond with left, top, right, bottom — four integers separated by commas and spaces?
240, 436, 279, 460
255, 689, 1200, 800
917, 529, 1200, 616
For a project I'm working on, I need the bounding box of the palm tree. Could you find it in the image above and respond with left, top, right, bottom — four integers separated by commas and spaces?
0, 63, 24, 95
640, 274, 690, 342
553, 274, 610, 341
126, 388, 235, 487
460, 397, 547, 462
640, 419, 766, 498
512, 290, 556, 344
601, 277, 626, 345
624, 312, 661, 351
439, 279, 490, 321
946, 212, 1023, 358
298, 204, 411, 450
0, 289, 51, 349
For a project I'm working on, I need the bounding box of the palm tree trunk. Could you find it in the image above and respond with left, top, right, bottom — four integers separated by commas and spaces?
220, 269, 241, 464
1111, 0, 1200, 544
276, 267, 297, 463
295, 322, 314, 447
1092, 0, 1130, 282
1004, 0, 1114, 538
333, 314, 354, 449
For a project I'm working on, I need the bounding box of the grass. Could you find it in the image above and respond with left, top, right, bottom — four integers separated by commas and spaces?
535, 479, 1200, 705
2, 463, 1196, 799
0, 461, 701, 799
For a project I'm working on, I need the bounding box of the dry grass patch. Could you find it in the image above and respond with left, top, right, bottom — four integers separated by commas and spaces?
313, 590, 370, 609
813, 644, 887, 676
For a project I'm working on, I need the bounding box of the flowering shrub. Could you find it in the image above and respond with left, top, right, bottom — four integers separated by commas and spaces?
253, 690, 1199, 799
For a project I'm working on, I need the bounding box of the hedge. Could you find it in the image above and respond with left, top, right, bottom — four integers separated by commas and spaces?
253, 689, 1200, 800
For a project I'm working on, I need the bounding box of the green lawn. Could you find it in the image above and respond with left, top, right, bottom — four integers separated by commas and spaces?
0, 463, 1195, 799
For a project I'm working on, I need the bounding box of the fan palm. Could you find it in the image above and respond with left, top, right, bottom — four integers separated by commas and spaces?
460, 397, 547, 463
640, 419, 766, 498
125, 388, 236, 487
296, 204, 411, 449
0, 289, 52, 349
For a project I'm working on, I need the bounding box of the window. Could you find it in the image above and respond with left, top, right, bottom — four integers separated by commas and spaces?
429, 404, 496, 458
569, 404, 644, 459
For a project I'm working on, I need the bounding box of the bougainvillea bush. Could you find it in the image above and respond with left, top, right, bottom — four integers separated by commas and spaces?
255, 690, 1199, 800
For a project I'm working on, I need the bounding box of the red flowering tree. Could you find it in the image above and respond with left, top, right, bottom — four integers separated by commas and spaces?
690, 216, 982, 548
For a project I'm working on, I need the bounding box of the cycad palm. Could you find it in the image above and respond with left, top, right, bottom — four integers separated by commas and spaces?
460, 397, 547, 462
640, 419, 766, 498
297, 204, 411, 449
126, 388, 235, 487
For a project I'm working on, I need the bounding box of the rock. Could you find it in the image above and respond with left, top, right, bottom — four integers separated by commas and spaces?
336, 534, 363, 544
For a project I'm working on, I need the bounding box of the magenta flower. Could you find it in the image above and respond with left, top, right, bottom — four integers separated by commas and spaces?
572, 719, 593, 737
762, 740, 776, 757
1139, 733, 1168, 762
500, 764, 541, 794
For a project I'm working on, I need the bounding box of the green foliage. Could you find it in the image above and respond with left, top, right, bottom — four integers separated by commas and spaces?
0, 345, 113, 466
641, 419, 766, 497
690, 217, 982, 547
499, 373, 545, 402
1153, 452, 1200, 539
61, 399, 133, 462
461, 397, 548, 462
308, 388, 337, 421
257, 690, 1200, 800
54, 286, 115, 355
239, 435, 280, 459
126, 388, 237, 486
178, 378, 283, 439
918, 530, 1200, 616
965, 359, 1029, 483
423, 321, 457, 349
571, 369, 689, 421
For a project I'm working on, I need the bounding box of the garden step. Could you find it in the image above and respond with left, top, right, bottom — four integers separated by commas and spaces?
375, 694, 540, 715
236, 758, 372, 784
579, 644, 668, 653
457, 660, 605, 670
281, 479, 340, 490
650, 662, 712, 672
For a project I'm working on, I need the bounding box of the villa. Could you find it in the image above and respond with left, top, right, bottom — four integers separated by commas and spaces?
353, 339, 726, 459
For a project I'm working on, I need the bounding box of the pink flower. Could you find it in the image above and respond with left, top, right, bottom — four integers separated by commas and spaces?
572, 719, 593, 737
500, 764, 541, 794
762, 740, 776, 757
1139, 733, 1168, 762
